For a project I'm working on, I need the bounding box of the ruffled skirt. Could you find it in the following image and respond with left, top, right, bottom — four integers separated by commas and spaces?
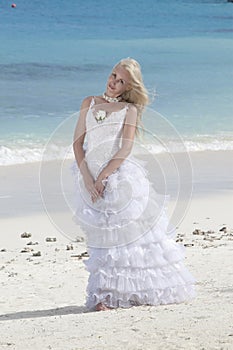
72, 157, 196, 310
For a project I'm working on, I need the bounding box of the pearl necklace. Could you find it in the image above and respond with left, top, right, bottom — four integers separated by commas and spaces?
102, 92, 122, 103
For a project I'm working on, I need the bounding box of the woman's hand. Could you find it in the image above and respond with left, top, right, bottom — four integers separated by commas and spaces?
83, 172, 100, 203
94, 178, 106, 200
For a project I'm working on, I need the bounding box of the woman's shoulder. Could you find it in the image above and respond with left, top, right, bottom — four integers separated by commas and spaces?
80, 95, 104, 108
81, 96, 94, 107
126, 102, 137, 115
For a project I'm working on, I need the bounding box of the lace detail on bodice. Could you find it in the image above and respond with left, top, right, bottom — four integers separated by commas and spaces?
84, 97, 128, 178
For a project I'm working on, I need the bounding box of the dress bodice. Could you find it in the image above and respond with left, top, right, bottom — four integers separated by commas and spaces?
84, 97, 128, 178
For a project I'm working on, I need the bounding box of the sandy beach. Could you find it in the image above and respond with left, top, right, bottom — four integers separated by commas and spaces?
0, 151, 233, 350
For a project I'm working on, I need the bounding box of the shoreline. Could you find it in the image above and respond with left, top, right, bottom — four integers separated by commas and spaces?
0, 150, 232, 217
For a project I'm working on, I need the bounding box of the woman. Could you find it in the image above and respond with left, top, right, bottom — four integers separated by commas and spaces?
73, 58, 196, 311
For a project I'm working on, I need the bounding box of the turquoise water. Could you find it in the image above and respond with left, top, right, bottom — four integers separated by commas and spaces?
0, 0, 232, 164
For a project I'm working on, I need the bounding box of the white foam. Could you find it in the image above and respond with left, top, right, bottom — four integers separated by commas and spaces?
0, 145, 73, 166
143, 139, 233, 154
1, 138, 233, 166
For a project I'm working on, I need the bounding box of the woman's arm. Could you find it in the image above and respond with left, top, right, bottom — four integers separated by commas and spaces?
94, 104, 137, 194
73, 97, 99, 199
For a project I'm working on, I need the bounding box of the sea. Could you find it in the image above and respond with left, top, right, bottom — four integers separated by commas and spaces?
0, 0, 232, 165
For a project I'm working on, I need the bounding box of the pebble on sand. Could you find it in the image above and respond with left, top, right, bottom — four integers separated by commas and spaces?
71, 251, 89, 259
27, 241, 38, 246
21, 247, 34, 253
21, 232, 32, 238
192, 229, 205, 235
46, 237, 57, 242
32, 251, 41, 257
76, 236, 84, 242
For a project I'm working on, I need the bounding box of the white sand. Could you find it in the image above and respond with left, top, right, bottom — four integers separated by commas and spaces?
0, 152, 233, 350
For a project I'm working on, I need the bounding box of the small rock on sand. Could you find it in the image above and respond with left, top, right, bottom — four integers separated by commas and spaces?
32, 251, 41, 257
27, 241, 39, 245
21, 232, 32, 238
45, 237, 57, 242
21, 247, 34, 253
192, 229, 205, 235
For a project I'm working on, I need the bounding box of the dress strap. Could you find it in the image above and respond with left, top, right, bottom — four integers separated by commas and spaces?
90, 96, 95, 108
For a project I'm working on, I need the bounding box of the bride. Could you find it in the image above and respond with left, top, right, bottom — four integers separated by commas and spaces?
73, 58, 196, 311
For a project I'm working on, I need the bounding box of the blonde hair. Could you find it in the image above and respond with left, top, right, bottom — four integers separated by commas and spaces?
113, 58, 149, 135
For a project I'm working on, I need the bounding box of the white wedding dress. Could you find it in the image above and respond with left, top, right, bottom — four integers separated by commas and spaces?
73, 97, 196, 310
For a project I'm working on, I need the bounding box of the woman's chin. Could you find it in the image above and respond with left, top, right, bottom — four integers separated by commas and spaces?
106, 88, 117, 97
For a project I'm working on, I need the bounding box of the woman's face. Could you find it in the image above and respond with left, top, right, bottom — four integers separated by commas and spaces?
106, 65, 131, 98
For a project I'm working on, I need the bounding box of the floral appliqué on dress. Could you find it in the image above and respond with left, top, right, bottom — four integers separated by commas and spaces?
95, 110, 107, 123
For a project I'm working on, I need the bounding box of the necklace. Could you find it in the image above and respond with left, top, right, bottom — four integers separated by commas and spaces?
102, 92, 122, 103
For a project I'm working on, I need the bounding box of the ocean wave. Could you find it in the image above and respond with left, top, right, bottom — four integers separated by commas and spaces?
0, 145, 73, 166
143, 139, 233, 154
1, 138, 233, 166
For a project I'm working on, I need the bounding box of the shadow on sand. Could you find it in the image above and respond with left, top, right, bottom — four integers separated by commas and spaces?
0, 305, 92, 321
